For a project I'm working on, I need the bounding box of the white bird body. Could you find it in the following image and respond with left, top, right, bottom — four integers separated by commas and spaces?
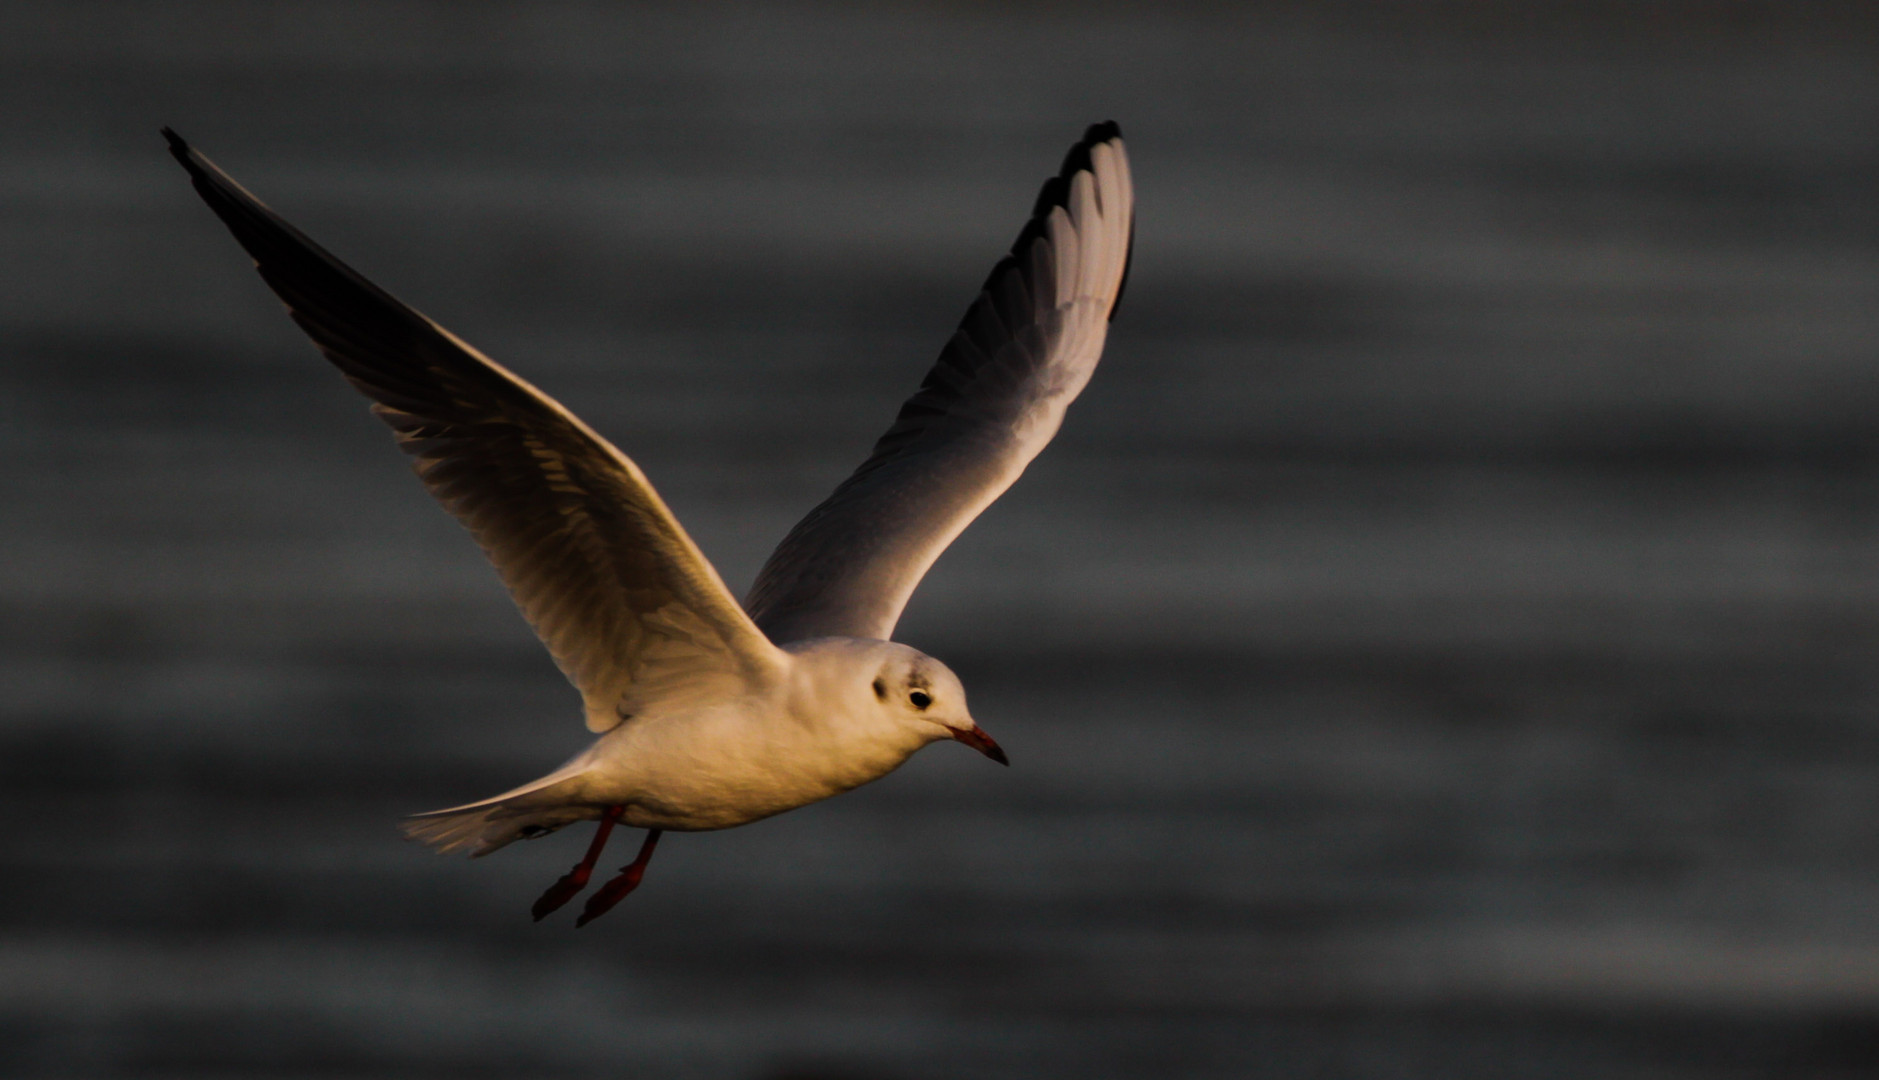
165, 121, 1132, 920
428, 638, 970, 841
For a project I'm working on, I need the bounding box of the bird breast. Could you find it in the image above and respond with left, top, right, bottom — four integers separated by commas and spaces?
583, 684, 926, 831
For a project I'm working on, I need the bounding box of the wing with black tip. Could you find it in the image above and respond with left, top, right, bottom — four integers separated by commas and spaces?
165, 129, 787, 732
745, 122, 1134, 643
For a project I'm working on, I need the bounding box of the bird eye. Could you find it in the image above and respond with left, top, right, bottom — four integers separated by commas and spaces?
909, 690, 932, 710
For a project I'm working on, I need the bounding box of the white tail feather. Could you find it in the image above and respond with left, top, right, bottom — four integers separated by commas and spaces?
401, 757, 599, 857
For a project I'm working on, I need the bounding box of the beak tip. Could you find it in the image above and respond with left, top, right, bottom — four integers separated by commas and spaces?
954, 724, 1010, 766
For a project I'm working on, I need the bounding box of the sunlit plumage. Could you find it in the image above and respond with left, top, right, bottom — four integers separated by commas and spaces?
167, 122, 1133, 923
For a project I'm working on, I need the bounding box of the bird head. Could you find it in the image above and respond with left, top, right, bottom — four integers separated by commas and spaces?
868, 644, 1008, 766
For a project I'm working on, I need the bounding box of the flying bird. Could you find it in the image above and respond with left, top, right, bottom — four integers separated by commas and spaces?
166, 122, 1134, 926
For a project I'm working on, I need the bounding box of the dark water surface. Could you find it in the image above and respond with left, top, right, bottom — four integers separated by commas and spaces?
4, 3, 1879, 1077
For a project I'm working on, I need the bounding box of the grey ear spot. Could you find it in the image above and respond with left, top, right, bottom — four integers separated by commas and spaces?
872, 678, 888, 701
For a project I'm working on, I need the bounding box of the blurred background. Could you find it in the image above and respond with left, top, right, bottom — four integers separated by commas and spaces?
3, 2, 1878, 1077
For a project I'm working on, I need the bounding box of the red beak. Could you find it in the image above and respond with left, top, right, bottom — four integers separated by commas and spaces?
952, 724, 1009, 766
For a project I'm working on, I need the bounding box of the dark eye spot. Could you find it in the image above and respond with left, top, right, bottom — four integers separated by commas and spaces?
872, 678, 888, 701
909, 690, 932, 710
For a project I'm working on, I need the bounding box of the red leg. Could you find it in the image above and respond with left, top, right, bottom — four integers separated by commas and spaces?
531, 805, 624, 921
575, 829, 663, 928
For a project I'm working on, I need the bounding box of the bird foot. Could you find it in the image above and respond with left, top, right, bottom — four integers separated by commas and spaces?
530, 805, 624, 922
574, 867, 644, 927
531, 869, 593, 921
574, 828, 663, 928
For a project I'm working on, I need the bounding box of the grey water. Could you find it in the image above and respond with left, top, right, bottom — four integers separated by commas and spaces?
3, 3, 1878, 1077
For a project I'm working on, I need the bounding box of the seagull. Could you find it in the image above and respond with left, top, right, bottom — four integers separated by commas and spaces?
166, 122, 1133, 926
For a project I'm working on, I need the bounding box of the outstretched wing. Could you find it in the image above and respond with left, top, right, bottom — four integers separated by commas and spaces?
166, 129, 786, 732
745, 122, 1134, 644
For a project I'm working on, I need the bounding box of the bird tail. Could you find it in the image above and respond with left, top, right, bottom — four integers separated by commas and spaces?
400, 756, 601, 858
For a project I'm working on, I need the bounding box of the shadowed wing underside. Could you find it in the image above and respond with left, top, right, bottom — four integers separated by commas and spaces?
165, 130, 785, 733
745, 122, 1134, 644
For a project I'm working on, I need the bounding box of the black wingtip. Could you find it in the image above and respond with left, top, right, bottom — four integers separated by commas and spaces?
162, 127, 213, 189
989, 119, 1128, 295
161, 126, 189, 162
161, 127, 238, 225
1056, 121, 1123, 187
1028, 174, 1068, 221
1036, 120, 1124, 222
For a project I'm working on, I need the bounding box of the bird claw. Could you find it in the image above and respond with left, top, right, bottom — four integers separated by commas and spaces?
573, 866, 645, 927
531, 870, 591, 921
574, 828, 663, 928
529, 805, 624, 922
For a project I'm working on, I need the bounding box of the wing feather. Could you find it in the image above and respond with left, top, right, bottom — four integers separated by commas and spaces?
165, 129, 786, 731
746, 122, 1134, 643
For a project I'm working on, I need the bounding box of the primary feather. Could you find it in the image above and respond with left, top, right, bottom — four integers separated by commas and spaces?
745, 122, 1134, 644
163, 129, 787, 735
